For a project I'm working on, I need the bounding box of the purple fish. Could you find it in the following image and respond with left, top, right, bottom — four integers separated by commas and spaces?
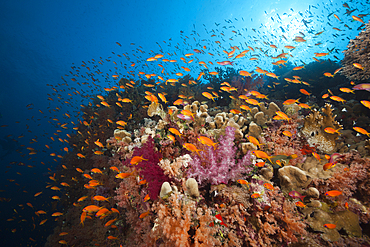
288, 190, 306, 201
353, 83, 370, 92
177, 114, 192, 120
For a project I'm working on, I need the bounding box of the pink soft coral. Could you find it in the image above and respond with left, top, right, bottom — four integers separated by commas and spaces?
186, 126, 253, 186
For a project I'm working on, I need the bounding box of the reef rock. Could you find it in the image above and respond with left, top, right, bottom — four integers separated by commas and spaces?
304, 207, 362, 242
278, 165, 311, 192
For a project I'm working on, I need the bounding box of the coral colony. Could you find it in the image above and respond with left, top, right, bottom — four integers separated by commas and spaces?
7, 10, 370, 247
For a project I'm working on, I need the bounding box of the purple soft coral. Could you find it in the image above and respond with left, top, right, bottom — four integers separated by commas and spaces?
187, 126, 253, 186
122, 136, 170, 199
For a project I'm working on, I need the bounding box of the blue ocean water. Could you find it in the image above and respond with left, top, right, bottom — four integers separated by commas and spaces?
0, 0, 368, 245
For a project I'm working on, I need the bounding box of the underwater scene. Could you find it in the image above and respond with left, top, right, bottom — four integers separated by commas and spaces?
1, 0, 370, 246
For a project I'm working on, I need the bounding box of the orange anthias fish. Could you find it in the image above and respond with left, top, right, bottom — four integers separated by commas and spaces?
283, 99, 300, 105
353, 127, 370, 137
237, 179, 248, 185
324, 223, 336, 229
251, 193, 260, 198
325, 190, 342, 197
275, 111, 290, 121
312, 152, 321, 161
139, 211, 150, 219
143, 194, 150, 202
130, 155, 148, 165
94, 139, 104, 148
323, 162, 336, 171
299, 89, 311, 96
168, 128, 182, 138
83, 205, 102, 213
251, 150, 273, 164
330, 95, 346, 103
116, 172, 133, 179
295, 201, 306, 208
360, 100, 370, 109
263, 183, 274, 190
93, 195, 110, 202
246, 135, 263, 147
324, 127, 342, 135
197, 136, 218, 150
183, 143, 202, 156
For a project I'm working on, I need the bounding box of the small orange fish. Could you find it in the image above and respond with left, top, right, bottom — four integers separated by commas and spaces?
197, 136, 218, 149
246, 136, 263, 147
324, 223, 336, 229
325, 190, 342, 197
40, 219, 48, 225
168, 128, 182, 137
144, 194, 150, 202
116, 172, 133, 179
360, 100, 370, 109
282, 130, 292, 137
252, 150, 273, 164
80, 211, 87, 226
96, 208, 110, 217
263, 183, 274, 190
77, 153, 86, 158
323, 162, 336, 171
255, 162, 265, 167
130, 155, 148, 165
275, 111, 290, 121
34, 192, 43, 197
139, 211, 150, 218
352, 15, 364, 23
183, 143, 202, 156
323, 72, 334, 77
94, 139, 104, 148
52, 212, 63, 217
353, 127, 370, 137
324, 127, 341, 135
110, 166, 120, 173
295, 201, 306, 208
312, 152, 321, 161
283, 99, 300, 105
107, 236, 118, 240
116, 120, 127, 127
91, 168, 103, 174
77, 196, 88, 202
104, 218, 117, 227
339, 88, 354, 94
251, 193, 260, 198
330, 95, 346, 103
93, 195, 110, 202
83, 205, 102, 213
237, 179, 248, 185
230, 109, 242, 114
322, 93, 329, 99
299, 89, 310, 96
202, 92, 215, 101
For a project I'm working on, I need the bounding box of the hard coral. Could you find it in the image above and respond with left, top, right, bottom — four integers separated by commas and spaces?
301, 103, 342, 153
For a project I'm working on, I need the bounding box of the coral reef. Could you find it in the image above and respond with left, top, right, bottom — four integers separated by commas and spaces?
342, 21, 370, 81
